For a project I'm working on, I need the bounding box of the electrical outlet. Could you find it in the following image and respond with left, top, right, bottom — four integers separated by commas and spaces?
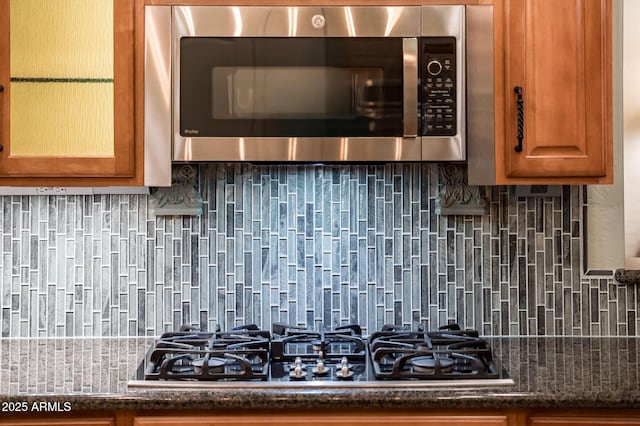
514, 185, 563, 198
36, 187, 67, 195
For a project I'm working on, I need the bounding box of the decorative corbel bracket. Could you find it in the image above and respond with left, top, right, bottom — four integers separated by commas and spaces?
436, 164, 488, 216
151, 165, 203, 216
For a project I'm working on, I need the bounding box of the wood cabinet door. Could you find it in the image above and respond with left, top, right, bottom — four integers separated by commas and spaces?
502, 0, 612, 182
0, 419, 114, 426
529, 417, 640, 426
0, 0, 135, 183
133, 415, 510, 426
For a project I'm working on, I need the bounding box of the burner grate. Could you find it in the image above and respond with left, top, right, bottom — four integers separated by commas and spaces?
144, 329, 271, 381
368, 326, 501, 380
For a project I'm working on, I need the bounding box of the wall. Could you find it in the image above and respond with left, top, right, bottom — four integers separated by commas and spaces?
1, 163, 637, 338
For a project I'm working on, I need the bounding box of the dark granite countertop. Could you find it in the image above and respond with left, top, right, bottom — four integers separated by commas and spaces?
1, 337, 639, 411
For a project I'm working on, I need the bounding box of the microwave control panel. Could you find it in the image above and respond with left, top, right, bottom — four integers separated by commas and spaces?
421, 37, 457, 137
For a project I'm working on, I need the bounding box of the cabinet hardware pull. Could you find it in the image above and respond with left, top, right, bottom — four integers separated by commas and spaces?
514, 86, 524, 153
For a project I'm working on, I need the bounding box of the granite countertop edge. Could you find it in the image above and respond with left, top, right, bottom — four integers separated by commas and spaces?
1, 388, 639, 411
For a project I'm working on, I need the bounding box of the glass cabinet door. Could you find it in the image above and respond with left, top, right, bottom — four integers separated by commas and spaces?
0, 0, 134, 181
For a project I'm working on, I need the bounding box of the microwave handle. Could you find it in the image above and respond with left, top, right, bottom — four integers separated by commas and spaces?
403, 38, 418, 137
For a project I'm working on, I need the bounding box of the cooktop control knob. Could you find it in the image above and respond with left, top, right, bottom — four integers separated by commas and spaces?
289, 365, 306, 380
337, 365, 354, 379
289, 356, 306, 371
312, 360, 328, 375
427, 60, 443, 76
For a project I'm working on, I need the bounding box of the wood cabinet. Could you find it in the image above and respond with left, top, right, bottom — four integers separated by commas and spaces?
496, 0, 613, 184
0, 0, 140, 186
129, 409, 640, 426
528, 416, 640, 426
4, 409, 640, 426
132, 414, 511, 426
0, 419, 114, 426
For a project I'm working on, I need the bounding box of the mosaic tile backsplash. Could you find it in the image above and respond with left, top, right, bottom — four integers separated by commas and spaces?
0, 164, 637, 338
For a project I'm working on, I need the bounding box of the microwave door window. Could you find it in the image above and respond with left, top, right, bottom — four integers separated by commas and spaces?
180, 37, 404, 137
212, 67, 380, 120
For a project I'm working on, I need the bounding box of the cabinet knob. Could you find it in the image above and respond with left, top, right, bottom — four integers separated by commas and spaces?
514, 86, 524, 153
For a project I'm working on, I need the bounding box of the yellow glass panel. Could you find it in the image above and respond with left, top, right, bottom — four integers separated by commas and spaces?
10, 83, 114, 156
10, 0, 113, 79
9, 0, 115, 158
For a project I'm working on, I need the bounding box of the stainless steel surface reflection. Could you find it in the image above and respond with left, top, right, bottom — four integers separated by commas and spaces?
127, 378, 515, 389
173, 137, 421, 162
172, 6, 421, 37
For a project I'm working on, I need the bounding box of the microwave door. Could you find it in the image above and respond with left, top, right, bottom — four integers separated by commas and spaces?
175, 37, 420, 161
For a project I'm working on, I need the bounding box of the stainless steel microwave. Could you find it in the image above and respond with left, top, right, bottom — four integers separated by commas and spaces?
144, 5, 494, 163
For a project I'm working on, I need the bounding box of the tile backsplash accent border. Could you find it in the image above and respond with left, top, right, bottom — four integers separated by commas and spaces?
1, 164, 637, 337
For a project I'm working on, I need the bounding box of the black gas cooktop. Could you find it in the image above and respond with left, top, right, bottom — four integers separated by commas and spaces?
128, 323, 513, 388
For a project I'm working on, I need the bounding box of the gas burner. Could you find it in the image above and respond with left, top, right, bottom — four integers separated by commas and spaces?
369, 324, 500, 380
144, 327, 270, 381
271, 323, 366, 362
192, 356, 226, 374
410, 355, 455, 373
